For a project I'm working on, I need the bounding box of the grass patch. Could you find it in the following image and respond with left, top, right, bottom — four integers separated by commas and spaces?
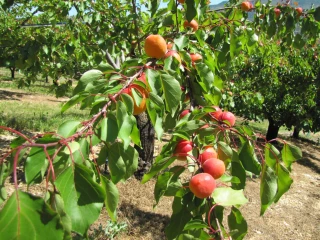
0, 101, 89, 133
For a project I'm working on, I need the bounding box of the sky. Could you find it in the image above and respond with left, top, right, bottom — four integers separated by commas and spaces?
68, 0, 224, 16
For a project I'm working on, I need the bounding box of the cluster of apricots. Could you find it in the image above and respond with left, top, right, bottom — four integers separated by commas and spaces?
174, 107, 237, 199
240, 1, 303, 18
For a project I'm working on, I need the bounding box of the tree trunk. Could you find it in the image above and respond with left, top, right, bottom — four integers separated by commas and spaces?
266, 117, 280, 141
9, 67, 15, 79
292, 126, 300, 139
45, 76, 49, 83
134, 112, 155, 180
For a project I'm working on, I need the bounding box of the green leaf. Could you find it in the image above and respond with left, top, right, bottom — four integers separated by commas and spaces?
183, 219, 208, 230
63, 142, 80, 155
142, 156, 175, 183
264, 143, 280, 170
25, 147, 55, 185
0, 190, 64, 240
97, 145, 108, 166
108, 142, 138, 184
165, 197, 192, 240
154, 166, 185, 205
281, 144, 302, 171
116, 101, 133, 149
195, 63, 214, 92
185, 0, 197, 23
314, 6, 320, 21
160, 74, 182, 117
121, 93, 134, 114
212, 188, 248, 206
228, 206, 248, 240
260, 165, 277, 215
55, 163, 105, 236
97, 115, 118, 143
101, 175, 119, 221
150, 0, 160, 17
43, 45, 49, 54
72, 138, 89, 164
50, 193, 72, 239
273, 164, 293, 203
239, 141, 261, 175
61, 93, 89, 113
73, 69, 103, 94
57, 120, 81, 138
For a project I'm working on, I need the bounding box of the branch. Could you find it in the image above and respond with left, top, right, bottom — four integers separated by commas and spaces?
19, 8, 39, 27
106, 51, 118, 69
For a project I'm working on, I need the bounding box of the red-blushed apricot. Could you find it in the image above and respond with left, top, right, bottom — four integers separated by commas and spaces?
190, 53, 202, 66
174, 140, 193, 161
144, 34, 167, 59
274, 8, 281, 18
179, 109, 190, 119
202, 158, 226, 179
209, 106, 223, 121
164, 50, 181, 63
219, 111, 236, 127
199, 146, 218, 165
189, 173, 216, 199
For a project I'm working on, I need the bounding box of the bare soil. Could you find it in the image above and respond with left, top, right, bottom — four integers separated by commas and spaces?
0, 89, 319, 240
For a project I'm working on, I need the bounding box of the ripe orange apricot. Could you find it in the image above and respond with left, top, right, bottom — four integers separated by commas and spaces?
241, 1, 253, 12
202, 158, 225, 179
199, 146, 218, 165
144, 34, 167, 59
189, 173, 216, 199
184, 20, 199, 32
174, 140, 193, 161
296, 7, 303, 16
122, 86, 147, 115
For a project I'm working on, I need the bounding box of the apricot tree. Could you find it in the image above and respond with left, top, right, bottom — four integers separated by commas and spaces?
0, 0, 318, 239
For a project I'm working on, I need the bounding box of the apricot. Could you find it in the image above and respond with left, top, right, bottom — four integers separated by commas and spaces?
202, 158, 225, 179
184, 20, 199, 32
178, 0, 185, 3
164, 50, 181, 64
179, 109, 190, 119
144, 34, 167, 59
199, 146, 218, 165
241, 1, 253, 12
296, 7, 303, 16
174, 140, 193, 161
209, 106, 223, 121
274, 8, 281, 18
219, 111, 236, 127
189, 173, 216, 199
122, 86, 147, 115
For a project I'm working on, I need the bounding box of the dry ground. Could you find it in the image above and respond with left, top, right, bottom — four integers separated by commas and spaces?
0, 88, 319, 240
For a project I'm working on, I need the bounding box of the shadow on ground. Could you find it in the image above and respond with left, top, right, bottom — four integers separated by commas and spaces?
119, 201, 170, 239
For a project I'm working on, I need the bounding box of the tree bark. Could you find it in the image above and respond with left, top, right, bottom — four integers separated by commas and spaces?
134, 112, 155, 180
292, 126, 300, 139
9, 67, 15, 79
266, 117, 280, 141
